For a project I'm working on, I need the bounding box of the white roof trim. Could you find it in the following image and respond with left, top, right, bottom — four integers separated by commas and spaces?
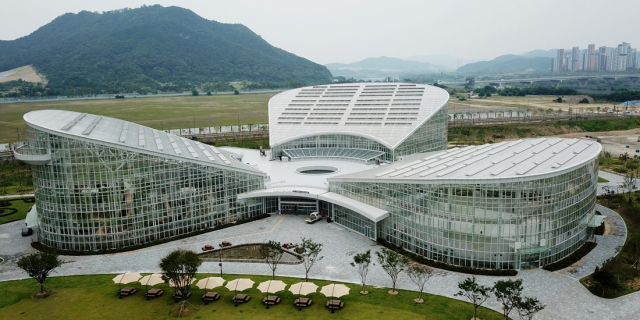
237, 187, 389, 222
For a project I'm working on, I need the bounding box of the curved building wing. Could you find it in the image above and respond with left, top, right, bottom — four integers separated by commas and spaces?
268, 83, 449, 162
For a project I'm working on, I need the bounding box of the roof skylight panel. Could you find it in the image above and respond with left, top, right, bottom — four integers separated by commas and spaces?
466, 162, 493, 176
516, 162, 538, 175
418, 165, 448, 177
490, 162, 515, 176
395, 160, 423, 170
61, 113, 87, 131
118, 123, 129, 143
465, 154, 488, 164
82, 116, 102, 135
138, 128, 146, 147
436, 163, 466, 177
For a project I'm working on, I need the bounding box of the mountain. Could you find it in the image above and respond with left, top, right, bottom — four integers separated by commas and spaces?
406, 54, 476, 70
0, 5, 332, 93
521, 49, 558, 58
457, 55, 552, 74
325, 56, 446, 78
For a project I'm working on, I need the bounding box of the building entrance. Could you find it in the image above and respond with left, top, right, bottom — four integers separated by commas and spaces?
279, 197, 318, 215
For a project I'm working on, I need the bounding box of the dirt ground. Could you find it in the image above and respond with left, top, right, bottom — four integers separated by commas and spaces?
557, 128, 640, 157
448, 94, 634, 114
0, 65, 45, 84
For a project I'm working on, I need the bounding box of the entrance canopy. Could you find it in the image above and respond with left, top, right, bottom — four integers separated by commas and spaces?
237, 186, 389, 222
282, 148, 384, 162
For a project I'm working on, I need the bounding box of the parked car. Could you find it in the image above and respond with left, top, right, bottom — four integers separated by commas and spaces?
21, 227, 33, 236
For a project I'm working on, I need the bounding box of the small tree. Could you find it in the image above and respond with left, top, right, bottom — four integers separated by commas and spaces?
350, 250, 373, 294
260, 240, 285, 280
376, 248, 410, 294
191, 90, 199, 96
515, 296, 546, 320
621, 172, 637, 202
159, 249, 202, 299
406, 263, 437, 303
455, 276, 491, 320
297, 237, 323, 282
16, 251, 62, 294
493, 278, 523, 320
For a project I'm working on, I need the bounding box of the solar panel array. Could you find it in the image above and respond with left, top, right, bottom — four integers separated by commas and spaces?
373, 138, 598, 179
277, 84, 425, 126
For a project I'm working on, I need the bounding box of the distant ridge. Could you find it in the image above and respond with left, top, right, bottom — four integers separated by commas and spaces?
457, 55, 552, 74
325, 56, 447, 78
0, 5, 332, 93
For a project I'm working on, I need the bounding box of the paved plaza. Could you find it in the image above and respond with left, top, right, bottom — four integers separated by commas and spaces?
0, 202, 637, 320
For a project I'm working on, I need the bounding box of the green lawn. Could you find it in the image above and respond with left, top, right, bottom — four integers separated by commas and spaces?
0, 93, 274, 143
0, 274, 503, 320
0, 197, 34, 224
598, 177, 610, 183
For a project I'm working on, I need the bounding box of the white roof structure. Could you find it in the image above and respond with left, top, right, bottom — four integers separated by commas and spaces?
23, 110, 264, 175
331, 138, 601, 182
268, 83, 449, 148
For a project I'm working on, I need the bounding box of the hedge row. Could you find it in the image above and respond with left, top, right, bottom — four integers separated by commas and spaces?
376, 238, 518, 276
32, 214, 271, 255
542, 241, 598, 271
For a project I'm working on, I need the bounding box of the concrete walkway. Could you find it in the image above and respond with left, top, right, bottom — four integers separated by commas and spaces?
0, 208, 637, 320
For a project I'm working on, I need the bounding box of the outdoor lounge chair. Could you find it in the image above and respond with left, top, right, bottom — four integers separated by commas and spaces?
262, 295, 281, 305
145, 288, 163, 300
119, 287, 137, 297
294, 297, 312, 307
202, 292, 220, 304
201, 244, 215, 251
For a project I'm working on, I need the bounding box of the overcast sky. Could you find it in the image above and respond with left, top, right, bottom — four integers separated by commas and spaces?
1, 0, 638, 65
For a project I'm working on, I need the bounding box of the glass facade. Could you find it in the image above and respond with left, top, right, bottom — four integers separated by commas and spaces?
270, 105, 448, 163
329, 157, 599, 269
395, 106, 448, 157
25, 126, 264, 252
271, 134, 394, 162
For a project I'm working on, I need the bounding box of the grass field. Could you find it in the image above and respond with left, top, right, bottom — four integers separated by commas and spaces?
0, 93, 275, 143
0, 274, 503, 320
0, 197, 33, 224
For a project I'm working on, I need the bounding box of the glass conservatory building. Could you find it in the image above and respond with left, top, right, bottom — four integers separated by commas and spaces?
16, 110, 265, 251
328, 138, 602, 269
268, 83, 449, 162
16, 84, 602, 270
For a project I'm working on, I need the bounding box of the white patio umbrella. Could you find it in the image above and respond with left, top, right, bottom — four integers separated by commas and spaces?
168, 277, 197, 288
225, 278, 255, 295
196, 277, 226, 293
257, 280, 287, 294
320, 284, 350, 299
139, 273, 164, 291
112, 272, 142, 290
288, 281, 318, 296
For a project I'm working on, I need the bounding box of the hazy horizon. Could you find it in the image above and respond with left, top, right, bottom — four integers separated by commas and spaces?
1, 0, 638, 65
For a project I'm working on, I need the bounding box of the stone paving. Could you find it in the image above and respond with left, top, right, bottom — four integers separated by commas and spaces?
1, 211, 639, 320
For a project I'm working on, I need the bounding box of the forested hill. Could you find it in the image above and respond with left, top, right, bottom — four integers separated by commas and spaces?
0, 5, 332, 94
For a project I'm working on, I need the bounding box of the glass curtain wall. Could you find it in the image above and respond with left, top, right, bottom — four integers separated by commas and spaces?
28, 128, 264, 252
271, 134, 394, 162
330, 158, 598, 269
394, 106, 449, 158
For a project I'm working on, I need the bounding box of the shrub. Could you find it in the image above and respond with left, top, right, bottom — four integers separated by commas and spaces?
542, 242, 597, 271
579, 98, 589, 104
376, 238, 518, 276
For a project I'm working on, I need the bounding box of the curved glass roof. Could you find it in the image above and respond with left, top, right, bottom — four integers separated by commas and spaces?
24, 110, 264, 175
331, 138, 601, 181
268, 83, 449, 148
